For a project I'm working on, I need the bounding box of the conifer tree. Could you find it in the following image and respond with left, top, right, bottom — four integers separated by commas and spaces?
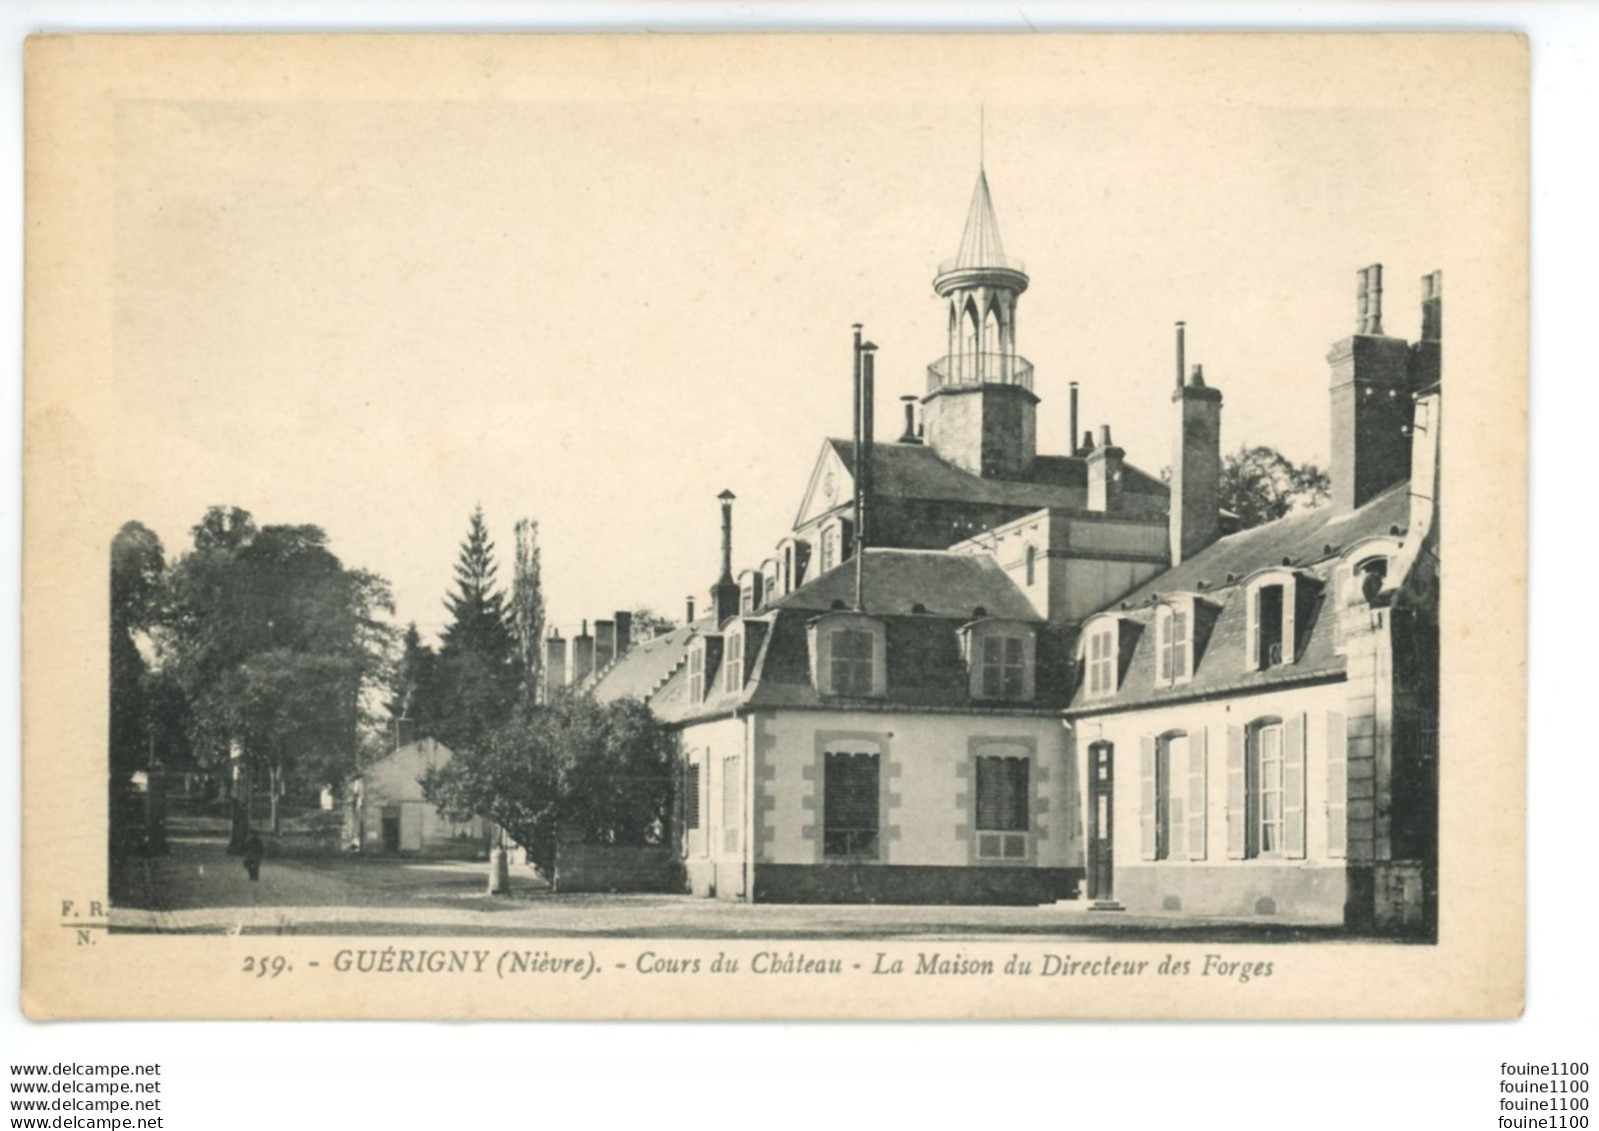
437, 505, 518, 748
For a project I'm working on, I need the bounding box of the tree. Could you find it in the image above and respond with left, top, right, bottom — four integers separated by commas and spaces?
386, 623, 445, 742
629, 607, 678, 642
510, 518, 546, 702
1217, 445, 1331, 530
110, 522, 166, 780
436, 505, 518, 748
420, 691, 674, 880
159, 508, 395, 846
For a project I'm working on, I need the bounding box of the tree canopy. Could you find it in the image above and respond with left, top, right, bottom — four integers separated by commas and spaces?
420, 692, 674, 878
1217, 445, 1331, 530
156, 507, 395, 839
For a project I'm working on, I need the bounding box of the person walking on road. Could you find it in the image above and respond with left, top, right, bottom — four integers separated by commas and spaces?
242, 833, 263, 882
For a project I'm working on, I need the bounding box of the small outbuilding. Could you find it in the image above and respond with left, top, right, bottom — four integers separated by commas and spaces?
344, 738, 492, 857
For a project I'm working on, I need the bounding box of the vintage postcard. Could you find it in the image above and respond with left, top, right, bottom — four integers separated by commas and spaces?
22, 33, 1527, 1019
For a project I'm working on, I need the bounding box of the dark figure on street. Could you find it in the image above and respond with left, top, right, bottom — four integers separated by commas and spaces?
242, 833, 263, 882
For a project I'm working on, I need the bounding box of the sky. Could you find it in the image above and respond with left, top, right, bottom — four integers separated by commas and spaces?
110, 94, 1448, 642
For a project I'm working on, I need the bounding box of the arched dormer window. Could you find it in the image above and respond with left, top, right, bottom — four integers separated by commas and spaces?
1337, 536, 1402, 610
1082, 614, 1134, 699
807, 611, 886, 698
1153, 594, 1218, 686
1242, 569, 1320, 671
961, 619, 1037, 702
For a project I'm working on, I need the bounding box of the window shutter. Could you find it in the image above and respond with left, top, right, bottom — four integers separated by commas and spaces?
1325, 710, 1347, 859
1226, 725, 1246, 859
1246, 589, 1261, 670
1282, 578, 1298, 664
1174, 609, 1189, 680
1284, 713, 1307, 859
1187, 727, 1208, 861
1139, 736, 1157, 861
1157, 610, 1170, 682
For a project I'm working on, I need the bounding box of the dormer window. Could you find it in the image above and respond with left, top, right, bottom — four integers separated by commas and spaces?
964, 620, 1035, 702
688, 642, 706, 701
1086, 620, 1118, 697
1244, 570, 1317, 671
1254, 584, 1285, 668
831, 629, 874, 695
724, 629, 744, 693
820, 526, 837, 574
1156, 602, 1191, 683
807, 612, 886, 698
982, 636, 1025, 699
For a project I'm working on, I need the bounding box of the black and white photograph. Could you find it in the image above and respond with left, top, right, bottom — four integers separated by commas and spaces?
21, 32, 1524, 1021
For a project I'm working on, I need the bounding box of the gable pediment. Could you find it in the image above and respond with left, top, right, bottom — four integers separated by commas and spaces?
794, 441, 856, 531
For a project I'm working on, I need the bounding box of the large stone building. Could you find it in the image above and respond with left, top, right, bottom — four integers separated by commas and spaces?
592, 168, 1440, 932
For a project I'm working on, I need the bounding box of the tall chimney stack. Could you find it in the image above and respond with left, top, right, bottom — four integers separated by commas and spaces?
899, 395, 920, 444
685, 594, 696, 624
571, 620, 595, 685
1174, 322, 1186, 393
1171, 359, 1224, 565
595, 619, 616, 672
713, 490, 741, 625
615, 611, 633, 657
1327, 263, 1415, 510
1086, 424, 1125, 512
1069, 381, 1080, 457
543, 629, 567, 701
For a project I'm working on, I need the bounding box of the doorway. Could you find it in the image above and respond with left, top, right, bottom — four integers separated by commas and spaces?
381, 805, 401, 854
1088, 743, 1114, 900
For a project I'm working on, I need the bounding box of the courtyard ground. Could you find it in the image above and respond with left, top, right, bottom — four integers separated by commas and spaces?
110, 819, 1359, 941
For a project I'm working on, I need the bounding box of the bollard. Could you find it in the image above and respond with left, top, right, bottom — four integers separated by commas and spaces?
487, 847, 510, 895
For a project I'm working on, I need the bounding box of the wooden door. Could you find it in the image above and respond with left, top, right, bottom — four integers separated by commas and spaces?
1088, 744, 1115, 900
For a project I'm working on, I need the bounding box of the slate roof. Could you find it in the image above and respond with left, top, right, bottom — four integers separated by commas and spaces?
592, 548, 1062, 726
581, 618, 708, 701
949, 167, 1012, 273
1068, 482, 1414, 714
771, 547, 1041, 621
826, 439, 1168, 511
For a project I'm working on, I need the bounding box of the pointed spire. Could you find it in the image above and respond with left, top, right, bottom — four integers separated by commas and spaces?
952, 167, 1007, 272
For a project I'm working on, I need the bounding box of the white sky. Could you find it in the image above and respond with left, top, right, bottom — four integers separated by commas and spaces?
111, 97, 1446, 641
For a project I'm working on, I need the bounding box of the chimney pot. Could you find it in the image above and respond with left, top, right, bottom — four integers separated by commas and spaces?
1069, 381, 1080, 456
899, 395, 918, 443
1175, 321, 1187, 393
1098, 424, 1113, 447
686, 595, 696, 623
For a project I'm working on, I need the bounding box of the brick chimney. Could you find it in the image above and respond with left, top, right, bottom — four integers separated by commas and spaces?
1170, 343, 1223, 564
571, 620, 595, 685
615, 611, 633, 657
712, 489, 742, 626
594, 619, 616, 671
1086, 424, 1124, 512
543, 629, 567, 699
1326, 264, 1419, 510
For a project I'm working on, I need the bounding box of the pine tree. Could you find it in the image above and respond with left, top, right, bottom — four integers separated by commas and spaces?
437, 505, 518, 748
511, 517, 546, 701
386, 623, 445, 743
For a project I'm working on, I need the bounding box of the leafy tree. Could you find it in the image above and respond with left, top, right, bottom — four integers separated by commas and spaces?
110, 522, 166, 780
629, 607, 678, 641
386, 623, 446, 742
1217, 445, 1331, 530
159, 508, 395, 846
436, 505, 518, 748
510, 518, 546, 701
420, 692, 674, 880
